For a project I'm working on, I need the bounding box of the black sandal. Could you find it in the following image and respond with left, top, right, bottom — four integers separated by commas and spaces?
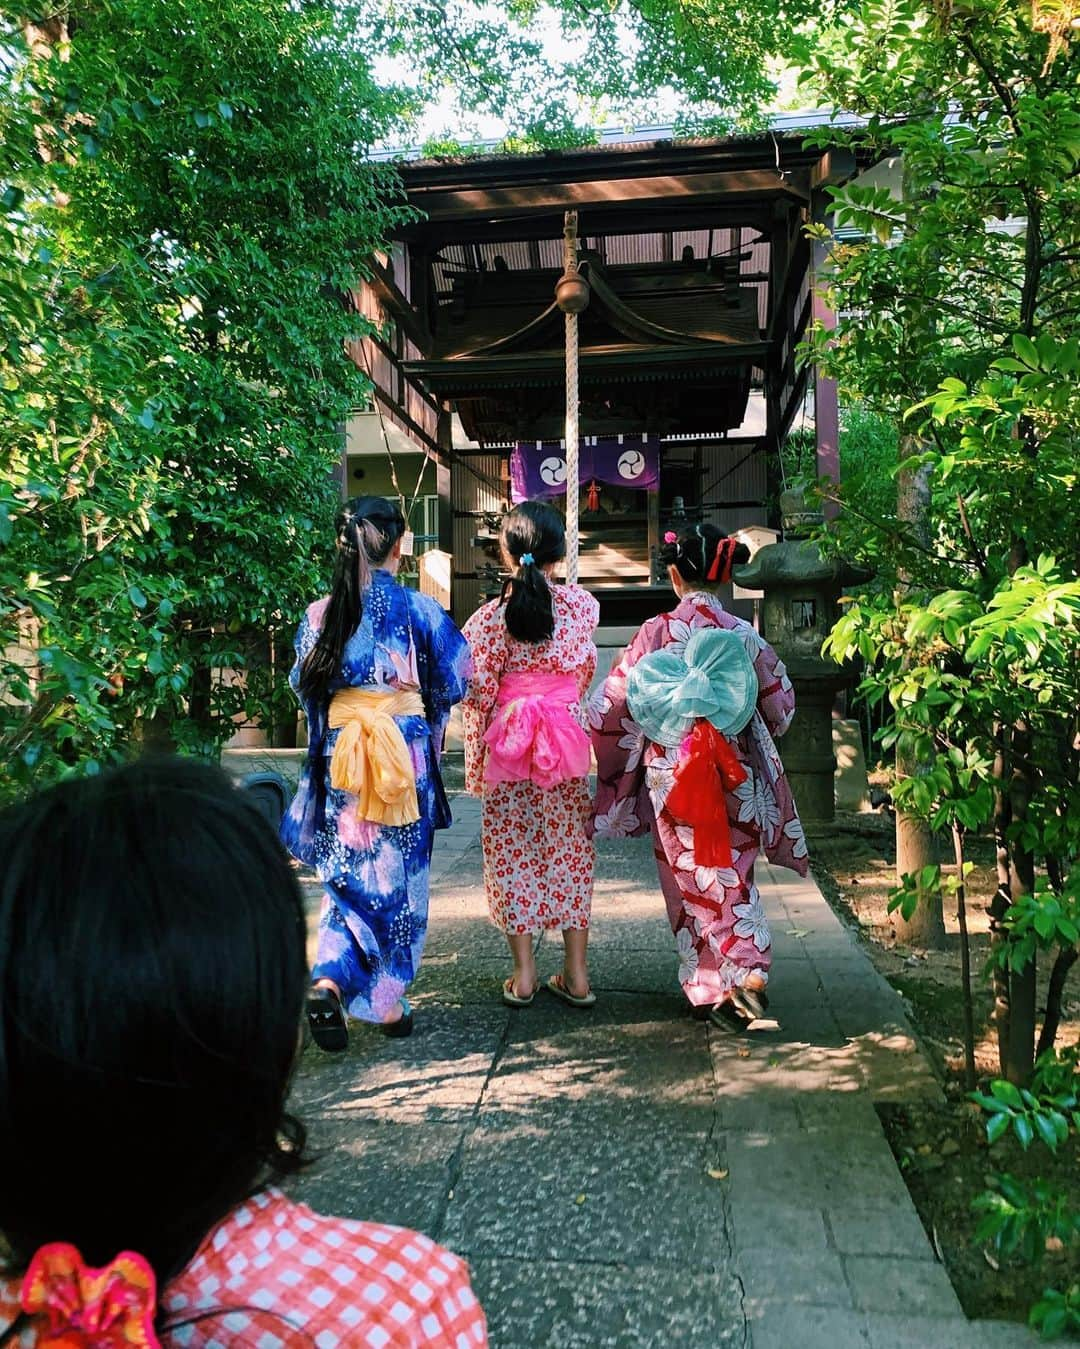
380, 997, 414, 1039
306, 984, 348, 1053
732, 985, 768, 1021
708, 1001, 750, 1034
707, 986, 768, 1034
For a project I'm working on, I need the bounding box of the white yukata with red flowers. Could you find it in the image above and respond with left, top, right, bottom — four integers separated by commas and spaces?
591, 592, 808, 1007
462, 584, 599, 935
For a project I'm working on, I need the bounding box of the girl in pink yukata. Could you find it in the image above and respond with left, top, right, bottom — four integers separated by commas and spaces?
591, 524, 808, 1031
462, 502, 600, 1009
0, 757, 487, 1349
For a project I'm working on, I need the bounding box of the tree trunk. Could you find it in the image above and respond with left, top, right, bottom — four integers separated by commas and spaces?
1036, 943, 1079, 1060
893, 429, 946, 947
1006, 722, 1037, 1083
952, 825, 977, 1093
989, 739, 1014, 1073
188, 660, 214, 741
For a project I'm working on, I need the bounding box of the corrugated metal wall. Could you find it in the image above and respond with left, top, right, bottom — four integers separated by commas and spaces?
451, 453, 506, 623
699, 441, 768, 535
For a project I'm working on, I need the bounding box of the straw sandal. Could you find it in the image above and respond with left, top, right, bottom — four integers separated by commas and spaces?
502, 977, 537, 1008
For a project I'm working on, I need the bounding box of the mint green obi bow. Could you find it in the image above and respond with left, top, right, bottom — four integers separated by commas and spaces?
626, 628, 759, 749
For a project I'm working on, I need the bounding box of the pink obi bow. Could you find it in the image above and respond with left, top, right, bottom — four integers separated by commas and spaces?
483, 673, 591, 789
21, 1243, 160, 1347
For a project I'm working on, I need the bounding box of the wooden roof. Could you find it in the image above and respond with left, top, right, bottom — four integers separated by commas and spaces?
370, 134, 858, 443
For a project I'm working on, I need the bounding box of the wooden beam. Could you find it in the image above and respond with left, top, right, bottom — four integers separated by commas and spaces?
370, 387, 445, 464
399, 204, 775, 246
810, 235, 840, 512
399, 137, 861, 193
364, 334, 443, 420
404, 342, 771, 389
436, 409, 454, 554
810, 148, 858, 191
777, 364, 810, 443
367, 262, 433, 354
410, 169, 810, 224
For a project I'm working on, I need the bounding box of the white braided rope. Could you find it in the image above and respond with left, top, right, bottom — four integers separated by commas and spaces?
563, 213, 580, 584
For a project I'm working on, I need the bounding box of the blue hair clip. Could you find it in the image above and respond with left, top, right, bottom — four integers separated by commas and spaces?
519, 552, 534, 566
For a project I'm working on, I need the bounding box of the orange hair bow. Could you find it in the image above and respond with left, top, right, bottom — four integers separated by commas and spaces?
21, 1243, 160, 1348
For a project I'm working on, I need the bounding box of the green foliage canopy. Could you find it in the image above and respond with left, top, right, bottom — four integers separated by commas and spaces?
0, 0, 411, 792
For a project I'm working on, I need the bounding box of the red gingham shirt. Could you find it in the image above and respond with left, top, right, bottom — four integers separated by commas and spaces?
0, 1189, 488, 1348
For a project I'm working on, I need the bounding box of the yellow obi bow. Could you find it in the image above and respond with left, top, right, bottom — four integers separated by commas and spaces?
328, 686, 426, 826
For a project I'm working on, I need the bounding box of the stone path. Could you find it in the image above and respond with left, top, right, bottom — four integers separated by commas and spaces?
287, 793, 1042, 1348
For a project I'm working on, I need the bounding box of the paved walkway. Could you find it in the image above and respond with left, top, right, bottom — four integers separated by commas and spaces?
287, 793, 1040, 1349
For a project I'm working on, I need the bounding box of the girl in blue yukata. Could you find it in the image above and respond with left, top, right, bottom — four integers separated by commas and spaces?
281, 496, 470, 1051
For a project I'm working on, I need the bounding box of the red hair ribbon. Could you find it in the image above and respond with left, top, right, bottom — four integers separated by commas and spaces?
706, 537, 738, 584
665, 721, 747, 868
21, 1243, 161, 1348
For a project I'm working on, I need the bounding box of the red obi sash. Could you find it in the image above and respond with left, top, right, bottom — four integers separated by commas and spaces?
666, 721, 748, 867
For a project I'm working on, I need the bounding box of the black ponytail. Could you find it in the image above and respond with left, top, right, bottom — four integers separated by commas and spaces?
299, 496, 405, 706
658, 524, 749, 586
498, 501, 566, 644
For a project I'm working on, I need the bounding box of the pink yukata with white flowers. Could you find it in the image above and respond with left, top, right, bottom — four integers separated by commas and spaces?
462, 584, 599, 935
591, 591, 808, 1006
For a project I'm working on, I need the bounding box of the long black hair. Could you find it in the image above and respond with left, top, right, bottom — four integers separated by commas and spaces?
299, 495, 406, 706
499, 501, 566, 643
0, 756, 309, 1302
658, 523, 750, 586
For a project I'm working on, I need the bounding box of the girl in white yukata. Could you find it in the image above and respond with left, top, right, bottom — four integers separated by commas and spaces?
462, 502, 600, 1009
591, 524, 808, 1032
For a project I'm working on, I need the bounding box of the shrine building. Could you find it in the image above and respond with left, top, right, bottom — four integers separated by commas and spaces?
347, 122, 863, 626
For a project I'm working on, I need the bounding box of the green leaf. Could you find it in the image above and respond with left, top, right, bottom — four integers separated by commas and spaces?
986, 1112, 1011, 1144
990, 1080, 1024, 1109
1012, 334, 1040, 369
1032, 1113, 1060, 1153
1012, 1115, 1034, 1150
128, 585, 148, 610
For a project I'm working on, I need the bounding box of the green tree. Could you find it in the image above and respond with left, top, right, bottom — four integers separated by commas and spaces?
798, 4, 1079, 1326
1, 0, 411, 793
802, 0, 1080, 1083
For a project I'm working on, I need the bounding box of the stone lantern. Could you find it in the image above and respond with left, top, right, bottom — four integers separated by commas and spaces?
733, 488, 870, 822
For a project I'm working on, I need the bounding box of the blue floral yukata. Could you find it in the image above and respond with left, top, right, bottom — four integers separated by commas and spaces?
281, 571, 470, 1023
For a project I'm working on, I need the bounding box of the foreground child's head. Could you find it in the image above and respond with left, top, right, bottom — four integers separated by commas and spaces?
498, 501, 566, 642
659, 523, 750, 593
0, 756, 308, 1286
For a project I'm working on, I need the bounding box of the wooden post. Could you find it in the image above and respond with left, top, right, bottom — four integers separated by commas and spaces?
436, 406, 453, 553
810, 235, 840, 516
